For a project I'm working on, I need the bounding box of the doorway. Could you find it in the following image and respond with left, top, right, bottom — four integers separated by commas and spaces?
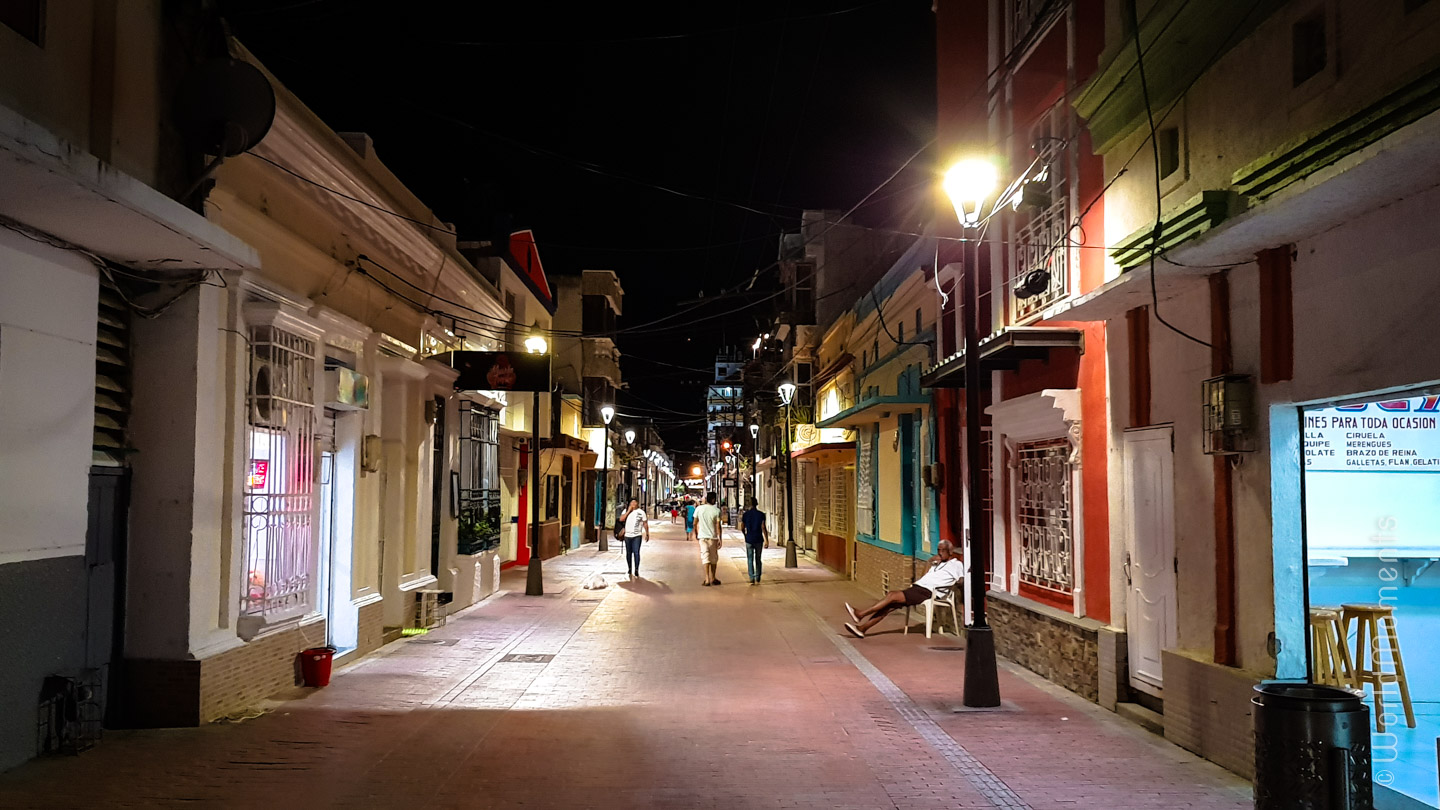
1300, 393, 1440, 808
317, 410, 358, 655
561, 456, 574, 550
1123, 427, 1177, 698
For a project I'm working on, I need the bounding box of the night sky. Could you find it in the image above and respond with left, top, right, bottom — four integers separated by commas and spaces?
223, 0, 937, 460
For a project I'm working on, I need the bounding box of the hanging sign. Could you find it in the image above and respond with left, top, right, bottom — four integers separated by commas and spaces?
433, 351, 552, 393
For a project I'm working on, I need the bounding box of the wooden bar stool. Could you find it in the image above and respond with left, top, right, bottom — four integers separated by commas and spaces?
1341, 603, 1416, 732
1308, 607, 1355, 688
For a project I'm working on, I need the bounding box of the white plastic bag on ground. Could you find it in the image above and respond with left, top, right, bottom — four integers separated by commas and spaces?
580, 572, 608, 590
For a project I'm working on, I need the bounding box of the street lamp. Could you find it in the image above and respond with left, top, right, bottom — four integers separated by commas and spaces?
943, 156, 1001, 708
599, 404, 614, 552
749, 423, 759, 514
525, 321, 549, 597
778, 381, 798, 568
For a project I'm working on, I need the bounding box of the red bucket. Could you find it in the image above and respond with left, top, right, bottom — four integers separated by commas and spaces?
300, 647, 335, 687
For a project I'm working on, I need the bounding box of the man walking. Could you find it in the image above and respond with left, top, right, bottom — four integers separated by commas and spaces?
620, 498, 649, 578
843, 540, 965, 638
694, 492, 723, 586
740, 496, 768, 585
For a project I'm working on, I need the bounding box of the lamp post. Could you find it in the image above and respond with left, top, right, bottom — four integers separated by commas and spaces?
624, 428, 636, 508
778, 382, 798, 568
524, 323, 549, 597
599, 404, 614, 552
749, 423, 759, 514
944, 157, 1001, 708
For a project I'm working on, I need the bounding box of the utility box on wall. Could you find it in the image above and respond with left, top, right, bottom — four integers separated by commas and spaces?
1202, 374, 1255, 455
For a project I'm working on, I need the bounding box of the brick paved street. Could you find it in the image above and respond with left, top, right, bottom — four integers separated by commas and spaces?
0, 520, 1251, 809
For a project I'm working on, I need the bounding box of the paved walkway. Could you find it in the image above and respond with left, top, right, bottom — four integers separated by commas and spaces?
0, 520, 1251, 809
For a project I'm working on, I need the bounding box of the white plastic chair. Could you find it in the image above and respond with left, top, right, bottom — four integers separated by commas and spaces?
905, 590, 961, 638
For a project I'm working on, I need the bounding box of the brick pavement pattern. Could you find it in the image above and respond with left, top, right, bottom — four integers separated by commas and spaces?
0, 521, 1251, 809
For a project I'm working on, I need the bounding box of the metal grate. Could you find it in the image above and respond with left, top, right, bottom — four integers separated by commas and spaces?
1011, 105, 1071, 323
242, 324, 317, 620
500, 653, 554, 664
1015, 439, 1073, 594
458, 402, 502, 554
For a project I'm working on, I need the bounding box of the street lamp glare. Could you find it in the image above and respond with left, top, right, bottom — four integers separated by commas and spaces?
943, 158, 998, 228
601, 405, 615, 424
524, 320, 548, 354
749, 423, 759, 438
778, 382, 796, 405
625, 429, 636, 444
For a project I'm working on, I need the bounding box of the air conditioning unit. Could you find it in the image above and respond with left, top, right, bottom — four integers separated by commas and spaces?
249, 358, 287, 429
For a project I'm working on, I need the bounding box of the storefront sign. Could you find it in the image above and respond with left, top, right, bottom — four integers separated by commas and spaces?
1304, 395, 1440, 556
792, 423, 856, 452
1304, 397, 1440, 471
433, 351, 552, 393
247, 460, 269, 490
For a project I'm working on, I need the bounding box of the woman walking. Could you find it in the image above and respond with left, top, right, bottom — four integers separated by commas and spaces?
620, 498, 650, 578
683, 497, 697, 541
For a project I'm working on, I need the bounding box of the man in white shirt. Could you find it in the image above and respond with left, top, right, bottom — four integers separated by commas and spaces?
694, 492, 723, 586
843, 540, 965, 638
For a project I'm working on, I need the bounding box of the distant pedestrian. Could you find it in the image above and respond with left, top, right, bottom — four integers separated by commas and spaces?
694, 492, 723, 586
620, 498, 650, 578
670, 502, 679, 524
740, 496, 769, 585
843, 540, 965, 638
684, 498, 697, 541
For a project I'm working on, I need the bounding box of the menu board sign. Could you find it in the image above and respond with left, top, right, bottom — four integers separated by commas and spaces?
1304, 397, 1440, 471
1304, 395, 1440, 557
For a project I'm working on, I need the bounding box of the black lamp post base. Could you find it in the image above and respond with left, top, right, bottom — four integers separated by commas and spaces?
525, 555, 544, 596
961, 625, 1001, 707
784, 541, 798, 568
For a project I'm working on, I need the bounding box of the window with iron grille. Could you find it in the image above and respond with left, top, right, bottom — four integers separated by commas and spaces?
856, 427, 876, 536
459, 402, 502, 554
1014, 438, 1073, 594
815, 467, 832, 534
1007, 0, 1064, 55
243, 325, 318, 619
833, 467, 852, 537
1011, 106, 1071, 323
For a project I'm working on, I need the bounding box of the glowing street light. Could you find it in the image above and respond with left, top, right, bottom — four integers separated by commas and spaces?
624, 428, 636, 445
778, 381, 797, 568
942, 158, 998, 228
524, 322, 548, 355
598, 403, 615, 552
943, 157, 1001, 709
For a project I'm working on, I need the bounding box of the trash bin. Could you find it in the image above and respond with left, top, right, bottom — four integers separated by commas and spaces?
1253, 682, 1371, 809
300, 647, 336, 688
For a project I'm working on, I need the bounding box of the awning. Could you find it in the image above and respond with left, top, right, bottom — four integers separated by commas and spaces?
920, 326, 1084, 388
816, 394, 931, 429
792, 441, 856, 461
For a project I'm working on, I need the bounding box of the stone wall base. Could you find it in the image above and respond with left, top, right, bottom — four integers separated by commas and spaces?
1161, 650, 1260, 781
355, 600, 385, 659
989, 592, 1101, 703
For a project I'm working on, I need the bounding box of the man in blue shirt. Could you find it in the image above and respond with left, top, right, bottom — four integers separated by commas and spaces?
740, 497, 769, 585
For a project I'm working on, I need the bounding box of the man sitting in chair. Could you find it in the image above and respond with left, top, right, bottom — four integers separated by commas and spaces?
843, 540, 965, 638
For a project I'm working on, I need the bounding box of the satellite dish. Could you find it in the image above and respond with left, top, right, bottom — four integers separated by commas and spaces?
175, 59, 276, 157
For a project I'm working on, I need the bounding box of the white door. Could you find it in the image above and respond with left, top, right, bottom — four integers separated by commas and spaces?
1124, 427, 1177, 696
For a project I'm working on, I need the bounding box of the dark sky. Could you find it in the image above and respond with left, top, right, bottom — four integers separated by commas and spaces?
223, 0, 937, 460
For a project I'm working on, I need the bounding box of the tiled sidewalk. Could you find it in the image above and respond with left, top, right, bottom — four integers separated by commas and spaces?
0, 521, 1250, 809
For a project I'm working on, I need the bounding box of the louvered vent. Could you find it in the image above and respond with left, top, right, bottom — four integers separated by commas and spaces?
94, 280, 132, 466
